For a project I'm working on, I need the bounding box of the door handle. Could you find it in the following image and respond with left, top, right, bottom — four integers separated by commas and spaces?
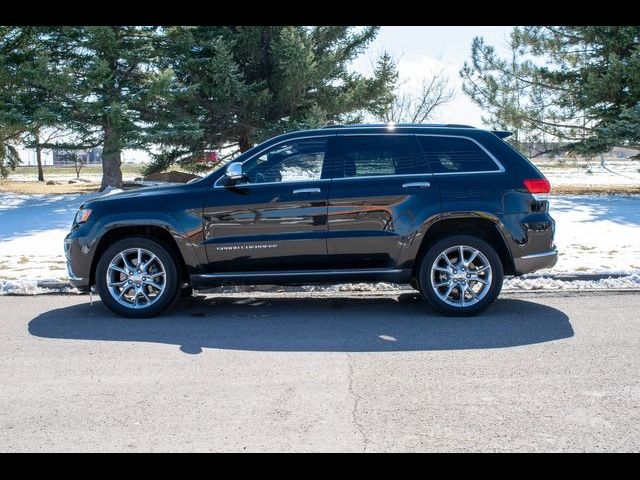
403, 182, 431, 189
293, 188, 321, 194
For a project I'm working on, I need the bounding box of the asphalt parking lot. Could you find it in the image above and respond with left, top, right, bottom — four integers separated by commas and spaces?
1, 291, 638, 452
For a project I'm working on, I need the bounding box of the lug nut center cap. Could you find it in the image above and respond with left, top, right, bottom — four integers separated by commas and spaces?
130, 273, 143, 283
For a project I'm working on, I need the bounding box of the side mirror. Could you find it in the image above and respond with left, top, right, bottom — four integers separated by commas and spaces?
224, 162, 245, 183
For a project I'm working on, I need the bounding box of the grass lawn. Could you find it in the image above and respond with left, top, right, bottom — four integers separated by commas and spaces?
11, 164, 145, 176
551, 184, 640, 195
0, 181, 101, 194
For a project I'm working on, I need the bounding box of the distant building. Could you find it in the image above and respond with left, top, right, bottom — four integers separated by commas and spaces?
52, 148, 102, 166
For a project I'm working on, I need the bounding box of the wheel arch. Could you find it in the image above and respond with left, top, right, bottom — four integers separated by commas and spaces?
90, 225, 189, 287
411, 215, 515, 280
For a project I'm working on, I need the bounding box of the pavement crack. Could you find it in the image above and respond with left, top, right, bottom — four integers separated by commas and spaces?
346, 352, 371, 452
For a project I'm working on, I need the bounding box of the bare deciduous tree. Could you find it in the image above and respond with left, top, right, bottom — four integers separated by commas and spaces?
70, 152, 87, 180
378, 66, 456, 124
24, 127, 66, 182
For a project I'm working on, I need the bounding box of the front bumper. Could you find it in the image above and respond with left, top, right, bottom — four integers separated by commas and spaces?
513, 249, 558, 275
64, 224, 95, 292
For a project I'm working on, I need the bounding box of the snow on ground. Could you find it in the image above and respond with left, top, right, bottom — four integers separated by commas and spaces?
1, 191, 639, 294
0, 189, 121, 294
547, 195, 640, 275
534, 158, 640, 186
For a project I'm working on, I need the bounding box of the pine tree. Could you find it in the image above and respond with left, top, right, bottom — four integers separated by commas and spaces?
0, 125, 22, 178
0, 27, 29, 178
11, 27, 172, 190
461, 26, 640, 156
0, 27, 69, 181
144, 26, 396, 174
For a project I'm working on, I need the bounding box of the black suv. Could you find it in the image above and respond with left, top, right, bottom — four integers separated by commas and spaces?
65, 124, 557, 318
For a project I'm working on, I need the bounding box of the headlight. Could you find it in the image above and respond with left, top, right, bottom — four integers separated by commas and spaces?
74, 208, 92, 224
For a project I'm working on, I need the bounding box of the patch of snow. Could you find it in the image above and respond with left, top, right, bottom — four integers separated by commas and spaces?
136, 181, 176, 187
535, 158, 640, 186
0, 279, 76, 295
99, 187, 124, 197
303, 282, 403, 292
0, 190, 118, 293
504, 273, 640, 291
545, 195, 640, 276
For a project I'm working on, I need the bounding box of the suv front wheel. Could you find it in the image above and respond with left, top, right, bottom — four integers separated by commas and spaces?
418, 235, 504, 316
95, 236, 180, 318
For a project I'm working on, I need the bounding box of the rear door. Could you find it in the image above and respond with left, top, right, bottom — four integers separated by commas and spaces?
326, 134, 441, 269
415, 134, 506, 214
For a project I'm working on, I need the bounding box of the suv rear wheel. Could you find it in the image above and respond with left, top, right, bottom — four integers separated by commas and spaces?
417, 234, 503, 316
95, 236, 180, 318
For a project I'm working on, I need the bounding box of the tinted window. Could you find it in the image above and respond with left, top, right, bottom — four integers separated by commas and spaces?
242, 138, 328, 184
333, 135, 426, 178
417, 136, 500, 173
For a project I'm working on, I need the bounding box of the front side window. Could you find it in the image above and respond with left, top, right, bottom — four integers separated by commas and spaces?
333, 135, 426, 178
241, 138, 328, 184
417, 136, 500, 173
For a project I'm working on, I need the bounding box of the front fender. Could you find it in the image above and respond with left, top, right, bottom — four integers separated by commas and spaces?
92, 210, 206, 271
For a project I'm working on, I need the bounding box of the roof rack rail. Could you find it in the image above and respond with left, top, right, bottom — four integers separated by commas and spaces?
321, 123, 476, 129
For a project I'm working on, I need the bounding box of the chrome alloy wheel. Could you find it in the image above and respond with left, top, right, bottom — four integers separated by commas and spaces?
106, 248, 166, 309
430, 245, 493, 307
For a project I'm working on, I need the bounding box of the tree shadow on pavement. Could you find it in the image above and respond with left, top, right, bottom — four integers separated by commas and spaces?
28, 293, 574, 354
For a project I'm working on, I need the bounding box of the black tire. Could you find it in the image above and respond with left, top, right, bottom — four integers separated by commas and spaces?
95, 236, 180, 318
180, 285, 194, 298
417, 234, 503, 317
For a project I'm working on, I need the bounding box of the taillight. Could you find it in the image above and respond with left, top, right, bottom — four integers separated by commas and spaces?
523, 178, 551, 201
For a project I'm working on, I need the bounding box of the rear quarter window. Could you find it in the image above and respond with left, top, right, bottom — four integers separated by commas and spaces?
417, 136, 500, 173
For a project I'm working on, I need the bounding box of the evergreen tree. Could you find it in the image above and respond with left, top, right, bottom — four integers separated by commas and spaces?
0, 26, 172, 189
145, 26, 396, 174
461, 26, 640, 156
0, 27, 29, 178
0, 125, 22, 178
51, 26, 173, 189
0, 27, 69, 181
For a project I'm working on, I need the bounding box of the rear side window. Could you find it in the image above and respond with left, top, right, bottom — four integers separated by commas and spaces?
332, 135, 427, 178
417, 136, 500, 173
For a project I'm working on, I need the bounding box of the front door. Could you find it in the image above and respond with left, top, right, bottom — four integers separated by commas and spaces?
202, 136, 332, 272
326, 134, 441, 269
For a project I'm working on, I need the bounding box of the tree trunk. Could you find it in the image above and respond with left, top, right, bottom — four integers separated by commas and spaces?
101, 125, 123, 191
238, 131, 252, 153
34, 131, 44, 182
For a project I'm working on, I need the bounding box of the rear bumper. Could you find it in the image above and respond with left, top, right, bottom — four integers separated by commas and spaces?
513, 249, 558, 275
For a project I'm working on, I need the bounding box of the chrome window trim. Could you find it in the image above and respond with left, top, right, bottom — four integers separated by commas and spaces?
332, 173, 433, 181
215, 178, 331, 189
213, 134, 335, 189
213, 131, 505, 188
332, 132, 504, 180
414, 133, 506, 175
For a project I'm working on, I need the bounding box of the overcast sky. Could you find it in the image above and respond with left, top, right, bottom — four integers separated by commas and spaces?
351, 26, 515, 126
